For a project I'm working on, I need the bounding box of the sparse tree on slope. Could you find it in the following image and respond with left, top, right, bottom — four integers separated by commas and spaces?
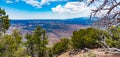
0, 30, 26, 57
71, 28, 110, 49
25, 26, 48, 57
80, 0, 120, 54
52, 38, 70, 56
0, 8, 10, 33
25, 33, 35, 57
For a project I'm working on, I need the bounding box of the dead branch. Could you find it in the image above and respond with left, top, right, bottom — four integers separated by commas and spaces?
86, 0, 120, 28
81, 0, 120, 54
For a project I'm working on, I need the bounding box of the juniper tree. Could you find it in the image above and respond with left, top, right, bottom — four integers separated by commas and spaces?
0, 8, 10, 33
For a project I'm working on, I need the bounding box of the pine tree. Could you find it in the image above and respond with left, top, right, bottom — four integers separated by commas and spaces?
0, 8, 10, 33
25, 26, 48, 57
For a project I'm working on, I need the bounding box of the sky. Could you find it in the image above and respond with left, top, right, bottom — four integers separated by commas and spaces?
0, 0, 92, 19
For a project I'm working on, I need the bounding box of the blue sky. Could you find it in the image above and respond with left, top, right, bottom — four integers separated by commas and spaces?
0, 0, 91, 19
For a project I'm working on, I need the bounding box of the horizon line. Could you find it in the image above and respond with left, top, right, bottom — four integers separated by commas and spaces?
10, 17, 92, 20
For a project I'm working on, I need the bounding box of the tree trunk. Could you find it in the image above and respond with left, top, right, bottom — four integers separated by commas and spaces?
100, 35, 120, 55
30, 45, 35, 57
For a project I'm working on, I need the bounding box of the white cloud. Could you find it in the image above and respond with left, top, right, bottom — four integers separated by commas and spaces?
6, 0, 13, 3
23, 0, 68, 8
52, 2, 91, 13
5, 0, 20, 3
24, 0, 42, 8
3, 6, 90, 19
40, 0, 49, 5
5, 0, 68, 8
23, 0, 52, 8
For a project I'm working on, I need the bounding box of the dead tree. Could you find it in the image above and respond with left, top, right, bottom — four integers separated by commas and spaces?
99, 34, 120, 55
81, 0, 120, 29
80, 0, 120, 54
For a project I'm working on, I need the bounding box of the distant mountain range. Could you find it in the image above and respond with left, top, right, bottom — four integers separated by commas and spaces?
9, 17, 96, 39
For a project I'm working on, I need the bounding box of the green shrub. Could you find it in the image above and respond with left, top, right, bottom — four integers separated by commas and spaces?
52, 38, 70, 55
107, 26, 120, 48
71, 28, 109, 49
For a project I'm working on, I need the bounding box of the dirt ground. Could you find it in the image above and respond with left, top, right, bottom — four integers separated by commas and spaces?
58, 49, 120, 57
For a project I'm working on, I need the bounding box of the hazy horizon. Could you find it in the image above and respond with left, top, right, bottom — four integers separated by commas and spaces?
10, 17, 91, 20
0, 0, 92, 19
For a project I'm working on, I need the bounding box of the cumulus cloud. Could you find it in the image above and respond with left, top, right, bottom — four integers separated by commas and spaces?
23, 0, 68, 8
52, 2, 91, 13
6, 0, 13, 3
23, 0, 53, 8
5, 0, 20, 3
24, 0, 42, 8
5, 0, 68, 8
